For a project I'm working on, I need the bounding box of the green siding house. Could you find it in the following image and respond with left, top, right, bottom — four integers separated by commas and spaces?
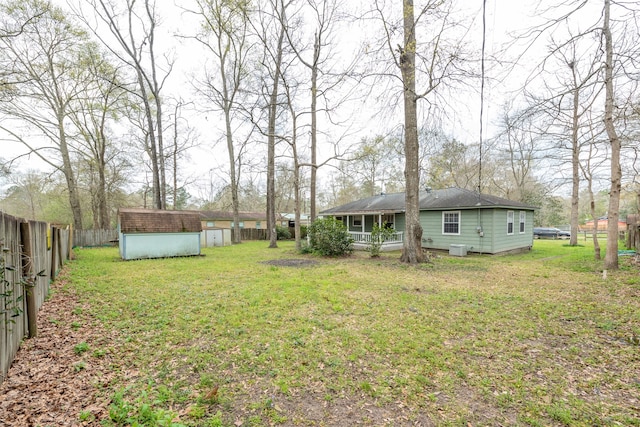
320, 187, 536, 254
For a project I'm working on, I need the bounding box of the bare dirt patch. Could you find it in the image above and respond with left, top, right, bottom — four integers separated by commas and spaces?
261, 258, 319, 267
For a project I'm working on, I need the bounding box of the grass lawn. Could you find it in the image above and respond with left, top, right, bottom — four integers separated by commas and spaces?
63, 240, 639, 426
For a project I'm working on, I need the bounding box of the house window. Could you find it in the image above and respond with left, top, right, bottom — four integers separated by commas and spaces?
442, 211, 460, 235
206, 221, 214, 227
507, 211, 514, 235
352, 216, 362, 228
256, 221, 261, 229
239, 221, 245, 229
519, 212, 526, 233
335, 216, 343, 222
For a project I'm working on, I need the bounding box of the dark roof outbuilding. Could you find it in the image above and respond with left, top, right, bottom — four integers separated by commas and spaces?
118, 208, 203, 234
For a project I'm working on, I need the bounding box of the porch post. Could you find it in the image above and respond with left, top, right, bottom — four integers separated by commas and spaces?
378, 213, 382, 227
362, 214, 365, 231
346, 215, 350, 231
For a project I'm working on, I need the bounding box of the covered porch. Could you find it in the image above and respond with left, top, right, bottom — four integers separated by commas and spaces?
349, 230, 404, 251
336, 212, 404, 251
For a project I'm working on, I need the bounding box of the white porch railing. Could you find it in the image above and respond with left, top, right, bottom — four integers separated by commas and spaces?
349, 231, 404, 244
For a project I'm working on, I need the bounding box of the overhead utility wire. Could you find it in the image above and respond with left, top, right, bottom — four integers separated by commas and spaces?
479, 0, 487, 195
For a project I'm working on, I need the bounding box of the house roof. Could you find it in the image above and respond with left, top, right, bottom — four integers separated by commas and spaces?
118, 208, 202, 233
199, 210, 268, 221
320, 187, 537, 215
199, 211, 290, 221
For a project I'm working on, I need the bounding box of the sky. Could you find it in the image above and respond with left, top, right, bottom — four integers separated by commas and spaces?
0, 0, 582, 200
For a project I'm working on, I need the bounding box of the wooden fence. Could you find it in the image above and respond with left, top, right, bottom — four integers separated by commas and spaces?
231, 228, 268, 241
0, 211, 70, 386
74, 228, 118, 247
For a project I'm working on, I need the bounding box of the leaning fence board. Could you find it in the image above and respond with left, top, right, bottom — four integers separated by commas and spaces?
30, 221, 49, 311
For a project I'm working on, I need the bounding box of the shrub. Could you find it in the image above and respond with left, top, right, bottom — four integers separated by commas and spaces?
299, 225, 308, 239
276, 225, 291, 240
307, 218, 353, 256
367, 223, 396, 257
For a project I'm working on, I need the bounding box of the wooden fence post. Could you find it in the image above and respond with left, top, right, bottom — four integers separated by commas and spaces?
20, 222, 37, 338
50, 226, 57, 281
68, 224, 74, 260
56, 228, 62, 267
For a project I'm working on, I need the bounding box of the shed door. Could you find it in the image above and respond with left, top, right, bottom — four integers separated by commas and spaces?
206, 229, 224, 247
205, 230, 222, 248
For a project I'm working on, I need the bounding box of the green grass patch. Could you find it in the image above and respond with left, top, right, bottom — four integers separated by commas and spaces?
67, 240, 640, 426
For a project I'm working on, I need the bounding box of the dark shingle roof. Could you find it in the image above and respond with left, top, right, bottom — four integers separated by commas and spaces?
118, 208, 202, 233
199, 211, 268, 221
320, 187, 536, 215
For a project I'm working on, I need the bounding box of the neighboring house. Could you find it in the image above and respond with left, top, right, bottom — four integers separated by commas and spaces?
581, 217, 627, 232
320, 187, 537, 254
199, 211, 289, 245
281, 213, 312, 227
199, 211, 269, 231
118, 208, 202, 260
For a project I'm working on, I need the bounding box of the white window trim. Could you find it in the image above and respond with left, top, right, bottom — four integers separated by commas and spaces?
519, 211, 526, 234
352, 216, 363, 228
507, 211, 514, 235
442, 211, 461, 235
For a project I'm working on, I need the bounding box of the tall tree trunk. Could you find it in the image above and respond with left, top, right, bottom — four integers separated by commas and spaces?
399, 0, 424, 264
569, 64, 580, 246
156, 102, 166, 210
309, 33, 319, 221
267, 5, 286, 249
97, 160, 109, 228
590, 201, 601, 260
172, 103, 180, 210
603, 0, 621, 270
146, 0, 166, 209
225, 107, 241, 244
136, 67, 162, 210
58, 115, 83, 230
97, 118, 110, 228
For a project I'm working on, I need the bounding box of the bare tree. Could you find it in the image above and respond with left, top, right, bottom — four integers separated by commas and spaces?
246, 0, 292, 248
424, 136, 479, 192
519, 0, 640, 268
492, 107, 543, 202
282, 0, 357, 221
0, 0, 87, 229
166, 99, 198, 210
68, 44, 129, 228
280, 70, 304, 250
580, 113, 608, 259
527, 34, 602, 245
602, 0, 622, 269
265, 0, 287, 249
76, 0, 173, 210
345, 135, 403, 196
371, 0, 469, 263
186, 0, 254, 242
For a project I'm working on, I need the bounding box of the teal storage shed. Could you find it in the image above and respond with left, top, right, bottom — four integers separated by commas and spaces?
118, 208, 203, 260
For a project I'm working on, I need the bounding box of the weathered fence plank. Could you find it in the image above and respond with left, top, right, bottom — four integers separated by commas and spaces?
1, 212, 25, 386
0, 212, 69, 385
231, 228, 268, 241
73, 229, 118, 247
20, 222, 37, 338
